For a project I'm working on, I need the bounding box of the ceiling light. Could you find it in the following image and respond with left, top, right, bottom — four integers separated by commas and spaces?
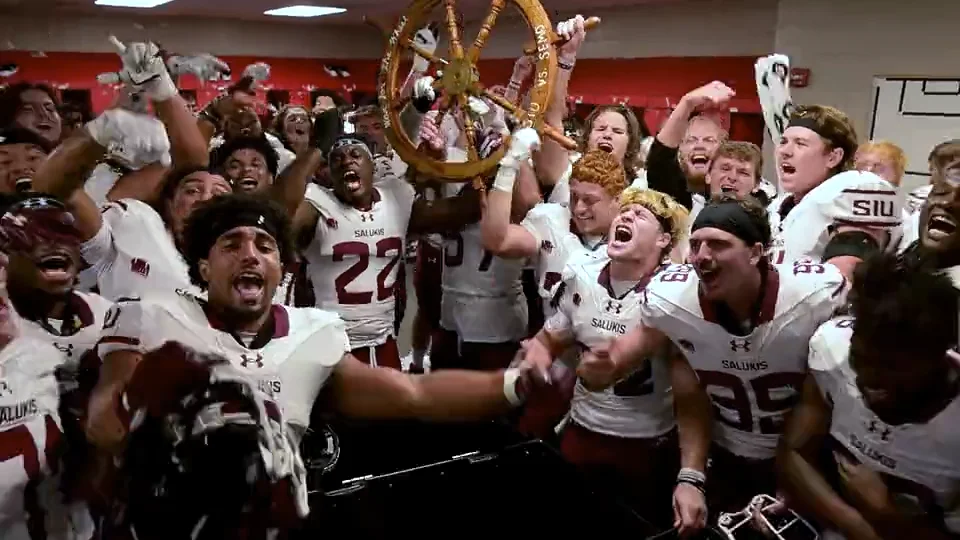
95, 0, 174, 7
264, 5, 346, 18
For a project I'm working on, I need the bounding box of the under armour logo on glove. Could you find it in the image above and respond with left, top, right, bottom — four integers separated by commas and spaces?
730, 338, 751, 352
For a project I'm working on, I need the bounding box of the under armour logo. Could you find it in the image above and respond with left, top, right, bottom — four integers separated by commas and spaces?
53, 342, 75, 358
730, 338, 751, 352
866, 420, 892, 441
541, 240, 554, 253
605, 300, 622, 314
0, 381, 11, 397
240, 353, 264, 369
360, 213, 374, 223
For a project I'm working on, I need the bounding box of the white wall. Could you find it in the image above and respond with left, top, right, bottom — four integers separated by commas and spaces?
0, 13, 384, 58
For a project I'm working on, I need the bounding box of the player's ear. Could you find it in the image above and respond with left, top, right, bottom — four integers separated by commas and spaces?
656, 231, 671, 252
198, 258, 211, 284
748, 242, 765, 266
826, 146, 845, 170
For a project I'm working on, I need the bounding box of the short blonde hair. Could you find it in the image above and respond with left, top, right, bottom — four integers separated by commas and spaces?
857, 140, 907, 180
618, 187, 690, 254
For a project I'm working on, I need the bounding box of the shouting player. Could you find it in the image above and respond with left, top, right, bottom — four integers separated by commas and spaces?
87, 194, 533, 455
523, 187, 688, 526
768, 105, 901, 271
779, 251, 960, 539
296, 133, 481, 370
557, 195, 848, 533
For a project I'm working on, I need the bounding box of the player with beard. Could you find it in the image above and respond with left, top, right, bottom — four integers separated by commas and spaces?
522, 187, 688, 527
768, 105, 901, 272
779, 251, 960, 540
0, 250, 95, 538
86, 194, 537, 467
543, 195, 849, 534
293, 134, 480, 370
0, 127, 50, 193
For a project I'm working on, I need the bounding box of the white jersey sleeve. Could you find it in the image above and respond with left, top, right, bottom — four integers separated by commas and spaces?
96, 297, 151, 357
277, 313, 349, 428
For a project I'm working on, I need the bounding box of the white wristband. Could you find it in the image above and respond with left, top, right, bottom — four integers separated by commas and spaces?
492, 161, 518, 193
502, 368, 523, 406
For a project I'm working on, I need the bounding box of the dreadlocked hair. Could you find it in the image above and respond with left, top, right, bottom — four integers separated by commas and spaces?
618, 187, 690, 255
181, 193, 295, 288
572, 150, 628, 198
851, 251, 959, 357
577, 105, 643, 180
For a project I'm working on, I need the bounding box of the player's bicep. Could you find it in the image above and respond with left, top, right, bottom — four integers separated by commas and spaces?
781, 373, 831, 456
326, 353, 420, 420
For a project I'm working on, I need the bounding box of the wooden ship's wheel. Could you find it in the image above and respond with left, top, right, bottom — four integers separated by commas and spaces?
376, 0, 599, 181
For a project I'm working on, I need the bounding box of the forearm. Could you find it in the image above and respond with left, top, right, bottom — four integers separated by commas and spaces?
406, 370, 517, 421
400, 103, 424, 141
657, 98, 695, 149
480, 187, 515, 252
778, 449, 879, 539
675, 389, 711, 472
154, 94, 209, 170
32, 131, 106, 197
269, 148, 322, 215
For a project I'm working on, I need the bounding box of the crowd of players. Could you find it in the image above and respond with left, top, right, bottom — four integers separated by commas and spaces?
0, 12, 957, 540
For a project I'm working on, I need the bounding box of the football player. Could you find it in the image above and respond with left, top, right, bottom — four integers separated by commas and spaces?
899, 140, 960, 252
522, 187, 688, 526
295, 134, 482, 370
0, 252, 95, 538
779, 251, 960, 539
87, 194, 533, 455
558, 195, 848, 532
768, 105, 901, 272
0, 127, 50, 193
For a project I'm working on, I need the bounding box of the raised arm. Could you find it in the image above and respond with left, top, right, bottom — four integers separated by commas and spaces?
480, 128, 541, 259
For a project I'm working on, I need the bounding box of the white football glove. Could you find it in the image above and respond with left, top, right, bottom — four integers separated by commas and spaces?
755, 54, 793, 142
493, 127, 540, 193
105, 36, 178, 102
412, 76, 438, 113
85, 108, 171, 168
242, 62, 271, 82
412, 25, 438, 73
166, 53, 231, 83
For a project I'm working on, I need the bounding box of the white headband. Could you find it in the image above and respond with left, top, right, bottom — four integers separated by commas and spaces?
329, 137, 373, 160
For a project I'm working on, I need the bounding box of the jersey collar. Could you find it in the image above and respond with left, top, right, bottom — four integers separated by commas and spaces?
597, 261, 666, 300
699, 265, 780, 334
202, 303, 290, 349
18, 290, 94, 337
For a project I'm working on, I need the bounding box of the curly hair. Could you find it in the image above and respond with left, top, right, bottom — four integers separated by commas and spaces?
851, 251, 959, 357
211, 135, 279, 177
181, 193, 295, 289
571, 149, 628, 198
706, 192, 772, 248
618, 187, 690, 255
789, 104, 858, 175
577, 105, 643, 181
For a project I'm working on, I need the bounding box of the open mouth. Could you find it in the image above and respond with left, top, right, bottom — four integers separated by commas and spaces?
927, 211, 958, 240
14, 178, 32, 192
689, 154, 709, 167
293, 126, 307, 136
342, 170, 362, 191
780, 163, 796, 175
697, 264, 720, 286
36, 251, 74, 282
235, 177, 259, 192
234, 272, 265, 303
613, 224, 633, 243
597, 141, 614, 153
720, 184, 736, 193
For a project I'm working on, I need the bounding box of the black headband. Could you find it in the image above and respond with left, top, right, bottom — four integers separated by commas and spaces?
199, 208, 284, 258
787, 116, 828, 139
691, 201, 765, 246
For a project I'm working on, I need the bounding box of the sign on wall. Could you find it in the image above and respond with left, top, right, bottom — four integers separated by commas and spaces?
870, 77, 960, 191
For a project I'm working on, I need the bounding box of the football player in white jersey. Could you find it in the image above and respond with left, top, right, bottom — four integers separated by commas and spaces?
768, 105, 901, 272
295, 134, 481, 370
86, 194, 536, 468
523, 187, 688, 527
0, 253, 94, 539
779, 252, 960, 540
555, 195, 848, 533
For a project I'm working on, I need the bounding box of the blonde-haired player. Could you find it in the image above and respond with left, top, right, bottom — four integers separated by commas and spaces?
521, 187, 688, 528
855, 140, 907, 188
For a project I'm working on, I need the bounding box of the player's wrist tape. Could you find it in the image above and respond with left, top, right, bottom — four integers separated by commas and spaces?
503, 368, 524, 406
493, 161, 519, 193
676, 468, 706, 494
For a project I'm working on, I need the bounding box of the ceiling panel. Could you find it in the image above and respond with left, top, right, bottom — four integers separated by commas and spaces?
3, 0, 683, 24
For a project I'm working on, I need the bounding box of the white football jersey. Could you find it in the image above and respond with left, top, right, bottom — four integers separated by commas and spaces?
521, 202, 606, 318
0, 337, 94, 539
79, 198, 200, 302
546, 256, 674, 439
303, 177, 415, 349
440, 223, 527, 343
641, 262, 848, 459
19, 291, 113, 371
96, 291, 349, 429
767, 171, 900, 265
810, 317, 960, 534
